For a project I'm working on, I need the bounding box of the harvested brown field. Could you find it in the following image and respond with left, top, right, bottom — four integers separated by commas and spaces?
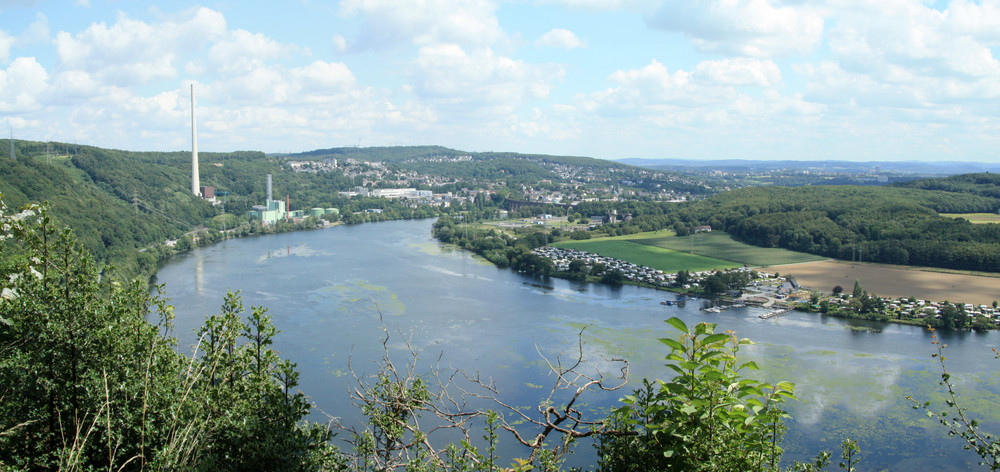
768, 260, 1000, 307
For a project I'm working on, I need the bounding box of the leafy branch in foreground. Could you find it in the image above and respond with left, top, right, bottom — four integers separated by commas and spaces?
907, 328, 1000, 470
596, 317, 837, 472
0, 197, 341, 471
488, 327, 631, 468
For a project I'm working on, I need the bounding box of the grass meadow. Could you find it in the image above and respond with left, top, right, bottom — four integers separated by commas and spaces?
633, 231, 827, 266
552, 238, 738, 272
940, 213, 1000, 224
552, 230, 825, 272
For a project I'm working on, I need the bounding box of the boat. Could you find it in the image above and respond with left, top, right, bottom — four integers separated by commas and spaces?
660, 300, 675, 306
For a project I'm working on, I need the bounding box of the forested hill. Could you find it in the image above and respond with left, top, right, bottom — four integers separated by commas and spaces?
0, 141, 341, 279
894, 172, 1000, 199
674, 183, 1000, 272
0, 144, 198, 277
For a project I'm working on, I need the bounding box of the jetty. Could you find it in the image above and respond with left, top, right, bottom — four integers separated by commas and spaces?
759, 307, 793, 319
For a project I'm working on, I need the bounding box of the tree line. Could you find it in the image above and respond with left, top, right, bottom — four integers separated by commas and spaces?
670, 183, 1000, 272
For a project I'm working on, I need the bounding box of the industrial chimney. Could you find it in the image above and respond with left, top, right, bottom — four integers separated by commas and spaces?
266, 174, 273, 201
191, 84, 200, 196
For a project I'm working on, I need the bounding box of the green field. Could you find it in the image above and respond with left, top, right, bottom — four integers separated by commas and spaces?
552, 230, 825, 271
551, 238, 739, 273
633, 231, 827, 266
941, 213, 1000, 224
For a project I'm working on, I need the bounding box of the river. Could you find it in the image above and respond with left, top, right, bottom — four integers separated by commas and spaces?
154, 218, 1000, 470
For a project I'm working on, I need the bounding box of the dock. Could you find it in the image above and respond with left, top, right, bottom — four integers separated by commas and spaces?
759, 307, 793, 319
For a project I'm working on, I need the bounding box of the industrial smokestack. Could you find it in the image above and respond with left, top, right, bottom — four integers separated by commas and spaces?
266, 174, 273, 201
191, 84, 200, 196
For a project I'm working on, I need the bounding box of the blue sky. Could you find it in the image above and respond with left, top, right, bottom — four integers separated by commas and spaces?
1, 0, 999, 162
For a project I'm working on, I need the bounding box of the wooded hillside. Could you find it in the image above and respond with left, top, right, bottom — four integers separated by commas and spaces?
674, 182, 1000, 272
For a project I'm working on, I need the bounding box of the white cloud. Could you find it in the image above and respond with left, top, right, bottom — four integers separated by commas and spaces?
0, 31, 13, 63
577, 59, 818, 137
0, 56, 48, 112
947, 0, 1000, 41
332, 34, 348, 53
535, 28, 586, 49
409, 44, 560, 110
536, 0, 649, 11
206, 29, 295, 74
646, 0, 825, 57
601, 59, 699, 107
290, 60, 358, 98
694, 57, 781, 87
338, 0, 506, 50
49, 69, 103, 101
54, 8, 227, 86
827, 0, 1000, 80
17, 12, 49, 45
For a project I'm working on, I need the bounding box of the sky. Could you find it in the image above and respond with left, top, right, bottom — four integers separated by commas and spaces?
1, 0, 1000, 162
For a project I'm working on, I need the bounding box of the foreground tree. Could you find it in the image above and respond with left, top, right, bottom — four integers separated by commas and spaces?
0, 198, 341, 471
909, 330, 1000, 470
597, 317, 796, 472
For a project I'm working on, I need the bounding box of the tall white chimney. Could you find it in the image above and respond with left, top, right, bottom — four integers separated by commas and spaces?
191, 84, 200, 196
266, 174, 273, 201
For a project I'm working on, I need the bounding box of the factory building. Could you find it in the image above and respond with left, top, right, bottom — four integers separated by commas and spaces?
249, 198, 286, 225
247, 174, 338, 226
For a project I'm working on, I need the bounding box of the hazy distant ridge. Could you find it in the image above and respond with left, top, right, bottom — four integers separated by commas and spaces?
618, 158, 1000, 174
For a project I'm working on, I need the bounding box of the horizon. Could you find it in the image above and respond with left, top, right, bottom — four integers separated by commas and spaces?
3, 1, 1000, 163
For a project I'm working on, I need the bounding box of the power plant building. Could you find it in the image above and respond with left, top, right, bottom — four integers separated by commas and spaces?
249, 198, 286, 225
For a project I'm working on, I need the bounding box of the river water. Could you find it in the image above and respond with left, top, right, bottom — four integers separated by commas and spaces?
155, 218, 1000, 470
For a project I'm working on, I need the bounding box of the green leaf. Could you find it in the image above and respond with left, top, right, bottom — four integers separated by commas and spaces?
659, 337, 685, 352
699, 350, 724, 361
679, 361, 700, 371
701, 333, 730, 345
665, 317, 688, 334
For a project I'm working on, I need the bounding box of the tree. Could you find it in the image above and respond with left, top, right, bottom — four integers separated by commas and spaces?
566, 259, 589, 281
597, 317, 796, 472
832, 285, 844, 296
701, 274, 728, 296
0, 201, 188, 470
0, 199, 341, 471
908, 330, 1000, 470
852, 280, 863, 299
601, 269, 625, 285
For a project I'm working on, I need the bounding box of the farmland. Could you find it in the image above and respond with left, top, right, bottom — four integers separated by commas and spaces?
771, 260, 1000, 307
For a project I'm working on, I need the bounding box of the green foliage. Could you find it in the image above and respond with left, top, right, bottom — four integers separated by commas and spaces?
597, 317, 796, 472
674, 183, 1000, 272
600, 269, 625, 285
908, 331, 1000, 470
194, 291, 342, 471
0, 198, 341, 471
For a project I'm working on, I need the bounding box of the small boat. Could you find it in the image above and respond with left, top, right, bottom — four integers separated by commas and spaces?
660, 300, 675, 306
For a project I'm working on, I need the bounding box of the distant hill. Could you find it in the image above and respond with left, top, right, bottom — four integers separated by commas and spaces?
617, 158, 1000, 175
894, 172, 1000, 199
281, 145, 627, 168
